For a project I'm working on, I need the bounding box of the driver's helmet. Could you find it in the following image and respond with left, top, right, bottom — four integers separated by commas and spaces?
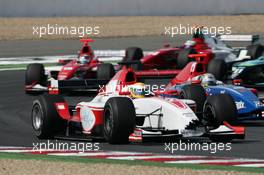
129, 82, 149, 98
79, 55, 90, 64
184, 40, 196, 48
200, 73, 217, 86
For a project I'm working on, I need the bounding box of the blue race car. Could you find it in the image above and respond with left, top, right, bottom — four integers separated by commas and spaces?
163, 73, 264, 124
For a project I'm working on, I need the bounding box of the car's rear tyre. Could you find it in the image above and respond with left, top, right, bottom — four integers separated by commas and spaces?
180, 84, 206, 118
31, 94, 67, 139
124, 47, 144, 61
207, 59, 227, 80
97, 63, 115, 80
246, 44, 264, 59
177, 48, 197, 69
203, 94, 237, 129
103, 97, 136, 144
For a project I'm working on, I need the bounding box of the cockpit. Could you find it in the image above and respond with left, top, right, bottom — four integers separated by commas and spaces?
192, 73, 218, 86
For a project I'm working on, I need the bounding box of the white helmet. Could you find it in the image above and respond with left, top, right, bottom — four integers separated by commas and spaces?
79, 55, 90, 64
200, 73, 217, 86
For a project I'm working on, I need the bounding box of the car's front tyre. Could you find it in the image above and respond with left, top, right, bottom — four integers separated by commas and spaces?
103, 97, 135, 144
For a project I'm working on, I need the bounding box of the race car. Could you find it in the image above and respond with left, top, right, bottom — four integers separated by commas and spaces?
25, 39, 116, 94
31, 64, 245, 143
231, 56, 264, 88
163, 61, 264, 124
121, 46, 196, 79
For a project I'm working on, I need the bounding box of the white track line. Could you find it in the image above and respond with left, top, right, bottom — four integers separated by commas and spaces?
0, 146, 27, 148
48, 151, 152, 157
165, 159, 264, 164
107, 155, 205, 160
0, 68, 27, 71
0, 149, 41, 153
235, 163, 264, 167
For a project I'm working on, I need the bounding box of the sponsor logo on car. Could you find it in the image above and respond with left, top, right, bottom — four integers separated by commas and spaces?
235, 101, 245, 110
63, 67, 73, 70
80, 106, 96, 132
220, 90, 226, 94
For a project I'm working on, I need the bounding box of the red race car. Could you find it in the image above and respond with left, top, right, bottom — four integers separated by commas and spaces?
123, 40, 215, 79
25, 39, 116, 94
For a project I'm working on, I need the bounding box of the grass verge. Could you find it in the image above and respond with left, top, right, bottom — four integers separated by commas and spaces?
0, 152, 263, 173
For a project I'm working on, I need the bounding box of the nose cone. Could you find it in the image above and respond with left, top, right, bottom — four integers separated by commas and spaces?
58, 64, 79, 80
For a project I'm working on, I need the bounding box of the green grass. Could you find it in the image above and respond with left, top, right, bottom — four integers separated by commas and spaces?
0, 152, 263, 173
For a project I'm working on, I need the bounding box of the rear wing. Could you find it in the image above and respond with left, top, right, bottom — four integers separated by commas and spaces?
135, 70, 180, 79
80, 39, 94, 44
49, 79, 109, 94
218, 35, 260, 45
118, 60, 181, 79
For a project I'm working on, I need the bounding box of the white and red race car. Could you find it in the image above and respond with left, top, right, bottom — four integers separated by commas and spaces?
31, 64, 245, 143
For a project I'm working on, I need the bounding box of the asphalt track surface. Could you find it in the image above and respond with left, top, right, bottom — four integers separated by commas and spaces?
0, 36, 188, 57
0, 37, 264, 159
0, 35, 257, 57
